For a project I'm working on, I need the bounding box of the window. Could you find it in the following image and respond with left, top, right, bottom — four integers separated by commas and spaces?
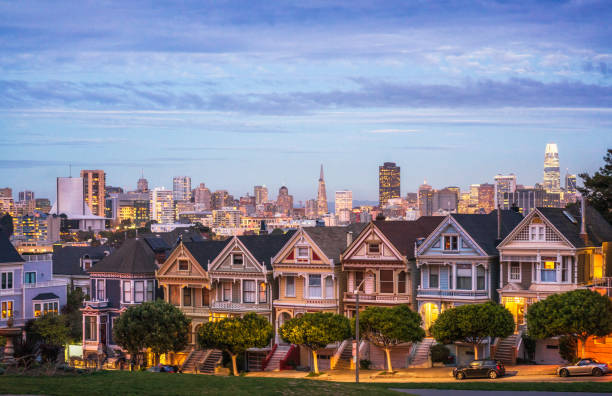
477, 266, 485, 290
24, 271, 36, 284
429, 267, 439, 289
134, 281, 144, 302
123, 281, 131, 303
1, 271, 13, 289
34, 303, 41, 317
325, 276, 333, 299
541, 261, 557, 282
85, 316, 97, 341
243, 280, 256, 303
354, 271, 364, 292
297, 247, 309, 258
397, 271, 406, 294
232, 254, 243, 266
259, 282, 267, 303
38, 301, 58, 315
146, 280, 154, 301
96, 279, 105, 300
178, 260, 189, 271
183, 287, 192, 306
562, 259, 569, 283
285, 276, 295, 297
222, 282, 231, 301
1, 301, 13, 319
510, 263, 521, 281
530, 225, 545, 241
368, 243, 380, 254
380, 270, 394, 293
456, 264, 472, 290
444, 236, 458, 251
309, 275, 321, 298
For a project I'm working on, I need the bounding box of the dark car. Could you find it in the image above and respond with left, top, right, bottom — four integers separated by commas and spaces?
453, 359, 505, 380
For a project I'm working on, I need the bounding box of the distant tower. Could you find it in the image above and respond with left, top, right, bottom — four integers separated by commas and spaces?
80, 169, 106, 217
137, 170, 149, 193
316, 164, 328, 216
543, 143, 561, 193
379, 162, 400, 206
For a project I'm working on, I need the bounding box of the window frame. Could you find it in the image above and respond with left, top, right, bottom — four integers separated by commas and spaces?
443, 235, 458, 251
146, 280, 154, 301
183, 287, 192, 306
509, 262, 521, 282
397, 271, 407, 294
308, 274, 322, 298
476, 265, 486, 290
232, 253, 244, 266
258, 282, 267, 303
325, 276, 334, 299
178, 259, 189, 271
379, 269, 395, 294
96, 279, 106, 300
122, 280, 132, 303
34, 299, 59, 316
243, 280, 256, 303
222, 282, 232, 301
456, 264, 472, 290
1, 300, 13, 319
84, 315, 97, 341
367, 243, 381, 255
529, 225, 545, 241
24, 271, 37, 285
285, 275, 295, 297
1, 271, 13, 290
429, 266, 439, 289
540, 261, 558, 283
297, 247, 309, 259
134, 281, 145, 303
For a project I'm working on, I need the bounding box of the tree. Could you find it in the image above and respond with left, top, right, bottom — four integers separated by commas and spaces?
527, 289, 612, 358
0, 213, 13, 237
578, 148, 612, 224
354, 305, 425, 372
113, 300, 191, 368
430, 302, 514, 359
61, 288, 86, 342
198, 313, 273, 376
279, 312, 351, 374
31, 313, 70, 362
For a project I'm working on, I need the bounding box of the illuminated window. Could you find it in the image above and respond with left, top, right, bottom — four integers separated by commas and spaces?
1, 301, 13, 319
259, 282, 267, 303
34, 303, 41, 317
444, 236, 458, 251
541, 261, 557, 282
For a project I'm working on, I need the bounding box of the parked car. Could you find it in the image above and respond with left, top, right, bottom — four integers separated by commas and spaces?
147, 364, 178, 373
453, 359, 505, 380
557, 358, 610, 377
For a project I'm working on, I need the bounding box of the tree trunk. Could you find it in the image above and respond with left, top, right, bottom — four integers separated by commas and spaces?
312, 350, 319, 374
231, 353, 238, 376
155, 353, 160, 366
474, 344, 479, 360
580, 336, 587, 359
384, 347, 393, 373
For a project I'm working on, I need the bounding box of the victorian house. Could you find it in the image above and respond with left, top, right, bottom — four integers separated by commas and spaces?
497, 203, 612, 364
81, 238, 159, 358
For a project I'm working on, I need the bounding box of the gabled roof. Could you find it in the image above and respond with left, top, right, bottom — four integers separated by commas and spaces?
52, 245, 112, 276
373, 217, 445, 259
304, 224, 367, 263
139, 227, 204, 248
89, 238, 157, 274
536, 206, 612, 248
451, 210, 524, 255
0, 231, 24, 263
181, 239, 231, 271
237, 231, 296, 270
33, 292, 59, 300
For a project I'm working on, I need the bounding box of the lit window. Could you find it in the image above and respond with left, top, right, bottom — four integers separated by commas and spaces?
34, 303, 41, 317
232, 254, 244, 266
444, 236, 458, 251
541, 261, 557, 282
259, 282, 267, 303
1, 301, 13, 319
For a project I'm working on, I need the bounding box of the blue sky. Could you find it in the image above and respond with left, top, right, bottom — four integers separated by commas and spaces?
1, 0, 611, 202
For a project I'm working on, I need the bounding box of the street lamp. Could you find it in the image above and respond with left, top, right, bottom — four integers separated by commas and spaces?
354, 278, 366, 383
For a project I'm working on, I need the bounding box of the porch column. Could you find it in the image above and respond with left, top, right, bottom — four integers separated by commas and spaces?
240, 279, 243, 303
452, 263, 456, 289
471, 264, 476, 291
180, 285, 184, 308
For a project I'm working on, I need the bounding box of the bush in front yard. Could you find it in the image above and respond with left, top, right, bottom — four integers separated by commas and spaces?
430, 344, 451, 363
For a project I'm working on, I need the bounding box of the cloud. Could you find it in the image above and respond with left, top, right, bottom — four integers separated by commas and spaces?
370, 129, 420, 133
399, 146, 454, 151
0, 157, 225, 169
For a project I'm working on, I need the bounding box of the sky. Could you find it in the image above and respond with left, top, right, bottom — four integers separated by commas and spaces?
1, 0, 611, 203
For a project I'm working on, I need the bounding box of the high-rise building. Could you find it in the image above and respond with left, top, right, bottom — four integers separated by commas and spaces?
305, 199, 317, 219
212, 208, 241, 228
80, 169, 106, 217
276, 186, 294, 216
477, 183, 495, 213
494, 174, 517, 208
418, 181, 433, 217
173, 176, 192, 202
254, 185, 268, 205
316, 164, 328, 216
335, 190, 353, 224
543, 143, 561, 193
35, 198, 51, 214
212, 190, 232, 210
0, 188, 12, 198
469, 184, 480, 208
150, 188, 175, 224
565, 172, 577, 194
137, 172, 149, 193
18, 190, 35, 202
502, 187, 545, 215
432, 188, 458, 214
193, 183, 212, 210
379, 162, 400, 206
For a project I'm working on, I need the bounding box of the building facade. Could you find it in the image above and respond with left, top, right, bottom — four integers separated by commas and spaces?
150, 188, 175, 224
317, 165, 328, 216
379, 162, 400, 207
543, 143, 561, 193
335, 190, 353, 224
173, 176, 192, 202
81, 170, 106, 218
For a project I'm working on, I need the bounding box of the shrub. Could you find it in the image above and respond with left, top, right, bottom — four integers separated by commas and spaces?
559, 335, 578, 363
521, 333, 536, 361
360, 359, 371, 369
430, 344, 451, 363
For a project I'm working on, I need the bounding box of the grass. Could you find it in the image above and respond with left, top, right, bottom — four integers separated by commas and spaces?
0, 371, 402, 396
383, 381, 612, 393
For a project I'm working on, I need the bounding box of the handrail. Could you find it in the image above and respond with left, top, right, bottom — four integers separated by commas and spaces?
279, 344, 299, 371
330, 339, 349, 370
515, 330, 524, 363
181, 348, 196, 372
407, 341, 418, 366
491, 337, 500, 358
261, 343, 277, 371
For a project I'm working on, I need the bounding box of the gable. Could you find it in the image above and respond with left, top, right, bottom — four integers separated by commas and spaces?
418, 218, 483, 257
500, 212, 571, 249
273, 230, 329, 267
342, 224, 404, 262
157, 244, 208, 278
209, 238, 265, 274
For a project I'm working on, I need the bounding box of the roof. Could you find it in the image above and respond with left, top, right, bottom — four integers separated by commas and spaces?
52, 245, 112, 276
304, 224, 367, 263
181, 239, 231, 271
143, 237, 171, 253
89, 238, 157, 274
0, 231, 24, 263
238, 231, 296, 270
32, 292, 59, 300
139, 227, 204, 248
373, 217, 445, 259
537, 206, 612, 248
451, 210, 524, 255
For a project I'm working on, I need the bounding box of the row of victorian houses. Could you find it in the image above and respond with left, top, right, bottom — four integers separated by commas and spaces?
2, 204, 611, 371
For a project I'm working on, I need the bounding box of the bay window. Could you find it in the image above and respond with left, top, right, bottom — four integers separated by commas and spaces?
123, 281, 131, 303
477, 266, 485, 290
1, 301, 13, 319
285, 276, 295, 297
309, 275, 321, 298
456, 264, 472, 290
146, 280, 154, 301
243, 280, 256, 303
85, 316, 97, 341
259, 282, 267, 303
134, 281, 144, 302
380, 270, 394, 293
541, 261, 557, 282
562, 258, 570, 282
183, 287, 192, 306
325, 276, 333, 299
223, 282, 231, 301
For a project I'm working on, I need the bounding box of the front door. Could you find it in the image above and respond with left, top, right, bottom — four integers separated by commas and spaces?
502, 297, 525, 333
100, 316, 107, 345
420, 303, 439, 335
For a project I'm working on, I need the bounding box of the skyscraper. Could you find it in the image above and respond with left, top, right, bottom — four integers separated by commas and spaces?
276, 186, 294, 216
254, 185, 268, 205
18, 190, 35, 202
494, 174, 517, 208
379, 162, 400, 206
477, 183, 495, 213
418, 181, 433, 217
150, 187, 174, 224
316, 164, 328, 216
137, 171, 149, 192
80, 169, 106, 217
565, 172, 577, 194
173, 176, 192, 201
193, 183, 212, 210
335, 190, 353, 224
543, 143, 561, 193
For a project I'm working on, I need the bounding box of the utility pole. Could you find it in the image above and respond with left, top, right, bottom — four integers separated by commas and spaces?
354, 278, 366, 383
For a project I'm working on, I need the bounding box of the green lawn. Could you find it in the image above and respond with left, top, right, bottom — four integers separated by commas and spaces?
384, 381, 612, 393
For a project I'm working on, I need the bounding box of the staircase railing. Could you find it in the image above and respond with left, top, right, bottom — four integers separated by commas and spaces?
196, 349, 213, 373
261, 344, 277, 371
330, 340, 349, 370
180, 347, 196, 372
279, 344, 299, 371
490, 337, 500, 358
406, 341, 419, 366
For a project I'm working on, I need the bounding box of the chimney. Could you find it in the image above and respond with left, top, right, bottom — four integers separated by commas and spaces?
346, 231, 353, 247
497, 205, 502, 241
580, 194, 588, 244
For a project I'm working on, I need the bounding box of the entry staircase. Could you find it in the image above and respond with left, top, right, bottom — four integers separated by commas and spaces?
332, 341, 353, 370
493, 334, 519, 365
181, 349, 222, 374
408, 337, 435, 368
263, 345, 291, 371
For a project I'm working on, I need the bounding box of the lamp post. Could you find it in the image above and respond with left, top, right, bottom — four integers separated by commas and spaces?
354, 278, 366, 383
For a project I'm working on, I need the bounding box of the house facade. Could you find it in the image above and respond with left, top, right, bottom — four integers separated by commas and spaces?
52, 245, 112, 296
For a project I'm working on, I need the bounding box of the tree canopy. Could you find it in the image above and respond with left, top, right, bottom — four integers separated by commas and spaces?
113, 300, 191, 367
527, 289, 612, 358
198, 312, 273, 376
578, 148, 612, 224
279, 312, 351, 374
61, 288, 87, 342
430, 302, 514, 359
355, 305, 425, 372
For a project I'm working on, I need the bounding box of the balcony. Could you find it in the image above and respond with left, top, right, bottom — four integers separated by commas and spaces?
343, 292, 411, 304
0, 289, 19, 296
274, 298, 338, 308
210, 301, 271, 312
417, 287, 489, 299
22, 254, 53, 262
24, 280, 67, 289
83, 299, 109, 308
